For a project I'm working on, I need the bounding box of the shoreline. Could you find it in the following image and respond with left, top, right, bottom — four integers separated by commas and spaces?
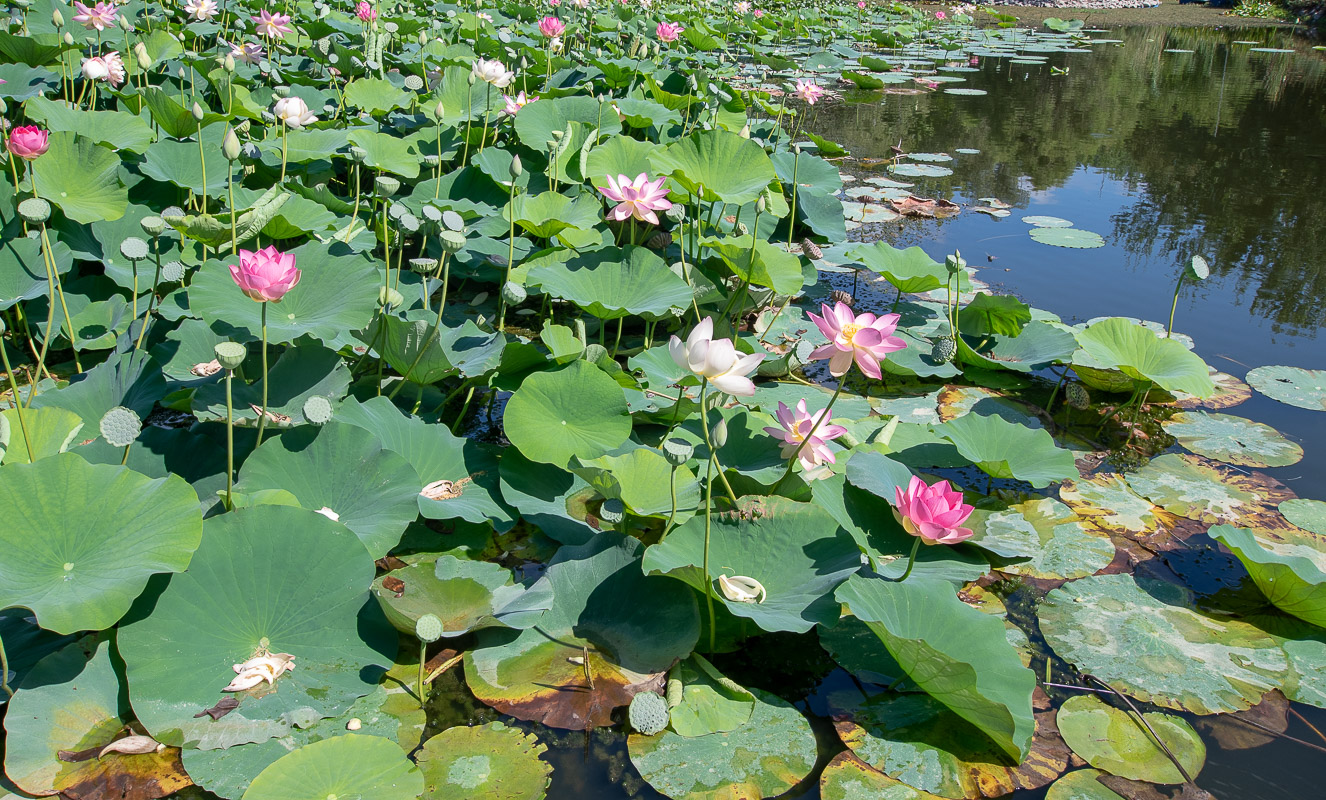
922, 2, 1302, 27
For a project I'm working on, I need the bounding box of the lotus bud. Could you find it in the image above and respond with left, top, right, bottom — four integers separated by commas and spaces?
63, 31, 74, 45
432, 100, 445, 121
191, 102, 205, 121
214, 342, 247, 371
118, 13, 131, 31
224, 54, 236, 72
739, 122, 750, 138
467, 71, 476, 85
509, 155, 522, 180
178, 67, 186, 80
134, 42, 151, 70
0, 315, 5, 334
221, 128, 242, 161
379, 286, 404, 309
18, 198, 51, 224
415, 613, 443, 643
52, 8, 63, 26
599, 498, 625, 525
756, 195, 766, 214
945, 249, 966, 274
662, 438, 693, 467
711, 416, 728, 448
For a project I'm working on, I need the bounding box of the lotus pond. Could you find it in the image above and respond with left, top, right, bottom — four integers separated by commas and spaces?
2, 2, 1326, 800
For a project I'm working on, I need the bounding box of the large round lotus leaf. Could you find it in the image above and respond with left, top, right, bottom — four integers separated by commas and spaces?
819, 614, 906, 686
888, 163, 953, 178
118, 506, 393, 750
966, 497, 1115, 580
1039, 574, 1288, 714
1029, 228, 1105, 248
3, 636, 191, 798
1056, 695, 1204, 784
0, 453, 202, 635
643, 497, 861, 634
1074, 318, 1214, 398
1122, 453, 1291, 528
337, 397, 515, 528
1045, 770, 1125, 800
416, 722, 551, 800
936, 386, 1042, 427
502, 361, 632, 467
665, 655, 755, 738
189, 245, 380, 347
832, 693, 1069, 799
628, 689, 816, 800
835, 574, 1037, 761
1245, 365, 1326, 411
1162, 412, 1302, 468
1059, 474, 1173, 537
241, 735, 422, 800
1022, 216, 1074, 227
29, 347, 165, 433
846, 241, 952, 294
31, 131, 128, 224
1281, 499, 1326, 535
937, 412, 1078, 488
820, 752, 948, 800
1209, 524, 1326, 627
235, 422, 421, 559
464, 533, 699, 730
371, 555, 553, 637
0, 405, 83, 464
528, 245, 693, 320
650, 129, 777, 204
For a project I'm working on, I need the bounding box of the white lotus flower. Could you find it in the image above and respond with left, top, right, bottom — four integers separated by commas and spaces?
315, 506, 339, 522
471, 57, 514, 88
81, 56, 109, 82
718, 574, 766, 604
272, 96, 317, 129
668, 316, 765, 397
223, 652, 296, 692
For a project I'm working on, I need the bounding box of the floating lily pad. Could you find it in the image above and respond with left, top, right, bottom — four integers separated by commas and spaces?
464, 534, 699, 730
906, 153, 953, 163
1056, 694, 1205, 784
628, 689, 817, 800
1122, 453, 1291, 528
241, 735, 423, 800
1022, 216, 1073, 227
1245, 365, 1326, 411
967, 496, 1115, 580
888, 163, 954, 178
416, 722, 551, 800
1059, 474, 1173, 537
944, 88, 988, 96
1172, 368, 1251, 410
820, 752, 949, 800
1209, 524, 1326, 627
503, 361, 632, 467
937, 412, 1078, 488
1280, 499, 1326, 536
1045, 770, 1125, 800
371, 555, 552, 637
1162, 411, 1302, 468
666, 655, 756, 738
1029, 228, 1105, 249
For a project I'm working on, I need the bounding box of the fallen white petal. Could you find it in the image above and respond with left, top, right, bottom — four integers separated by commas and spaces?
718, 574, 767, 604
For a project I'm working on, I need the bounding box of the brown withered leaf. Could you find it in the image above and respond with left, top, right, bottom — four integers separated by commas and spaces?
382, 575, 406, 595
193, 696, 240, 721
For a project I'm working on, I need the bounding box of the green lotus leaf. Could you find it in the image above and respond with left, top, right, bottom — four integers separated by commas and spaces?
118, 505, 393, 750
772, 151, 843, 195
1162, 411, 1302, 467
1039, 573, 1289, 714
505, 191, 602, 240
31, 348, 164, 432
430, 65, 507, 126
1122, 453, 1284, 527
650, 129, 777, 204
1044, 770, 1126, 800
25, 96, 155, 153
279, 129, 351, 163
0, 230, 72, 310
371, 555, 552, 636
966, 496, 1115, 580
192, 342, 350, 425
819, 752, 949, 800
1209, 524, 1326, 627
665, 655, 755, 738
1022, 216, 1074, 228
702, 235, 804, 296
503, 361, 632, 467
831, 692, 1068, 799
584, 135, 659, 184
1281, 499, 1326, 535
847, 241, 952, 294
628, 689, 817, 800
497, 449, 597, 545
139, 87, 228, 139
937, 412, 1077, 487
818, 614, 906, 686
575, 446, 701, 517
0, 63, 58, 101
0, 405, 82, 464
347, 129, 421, 179
529, 245, 692, 320
0, 608, 75, 705
880, 329, 962, 379
337, 396, 514, 527
836, 574, 1036, 761
416, 721, 551, 800
513, 95, 603, 151
141, 137, 235, 194
958, 294, 1031, 337
0, 453, 201, 635
3, 636, 191, 798
1059, 473, 1172, 537
235, 422, 422, 559
342, 78, 414, 115
31, 131, 128, 224
842, 70, 886, 89
1056, 694, 1204, 784
360, 314, 505, 384
1074, 318, 1214, 398
242, 735, 423, 800
957, 322, 1078, 373
1029, 227, 1105, 248
464, 533, 699, 730
644, 496, 861, 634
888, 163, 952, 178
1245, 365, 1326, 411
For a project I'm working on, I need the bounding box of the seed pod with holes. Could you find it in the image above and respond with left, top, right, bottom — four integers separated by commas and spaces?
802, 238, 823, 260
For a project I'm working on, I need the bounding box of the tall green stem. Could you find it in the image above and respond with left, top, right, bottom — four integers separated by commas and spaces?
771, 378, 846, 494
0, 334, 35, 462
255, 302, 270, 446
895, 537, 922, 582
1166, 275, 1185, 338
417, 640, 428, 707
699, 382, 718, 654
0, 632, 12, 699
225, 368, 235, 510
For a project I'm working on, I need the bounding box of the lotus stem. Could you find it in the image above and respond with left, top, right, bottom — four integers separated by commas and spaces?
225, 368, 235, 510
771, 377, 845, 494
0, 334, 35, 463
1166, 274, 1184, 338
498, 180, 517, 332
417, 640, 427, 707
895, 536, 922, 582
389, 253, 453, 399
478, 83, 492, 154
450, 385, 477, 434
1083, 674, 1194, 785
786, 149, 800, 249
701, 410, 717, 654
27, 226, 62, 404
255, 302, 269, 446
0, 631, 12, 699
197, 120, 208, 215
279, 121, 288, 183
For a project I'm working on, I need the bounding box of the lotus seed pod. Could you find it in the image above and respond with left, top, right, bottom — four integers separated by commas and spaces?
509, 155, 522, 179
829, 289, 854, 307
711, 417, 728, 448
18, 198, 51, 224
51, 8, 63, 26
162, 205, 185, 219
409, 257, 438, 274
404, 74, 424, 91
945, 249, 966, 274
420, 205, 442, 224
930, 337, 957, 364
221, 127, 242, 161
349, 145, 367, 162
380, 286, 404, 309
273, 85, 291, 98
375, 176, 400, 197
119, 237, 150, 261
662, 438, 693, 467
664, 204, 685, 223
139, 216, 165, 237
161, 260, 186, 283
500, 280, 527, 307
646, 231, 671, 251
303, 396, 333, 425
99, 406, 142, 448
628, 691, 669, 736
214, 342, 247, 371
439, 230, 466, 254
1066, 382, 1090, 410
415, 613, 444, 643
802, 238, 823, 260
599, 498, 625, 525
735, 222, 749, 236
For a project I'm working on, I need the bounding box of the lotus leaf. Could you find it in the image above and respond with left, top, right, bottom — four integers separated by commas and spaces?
937, 412, 1077, 487
1209, 524, 1326, 627
31, 132, 128, 224
966, 496, 1115, 579
0, 405, 82, 464
416, 722, 551, 800
957, 323, 1078, 374
664, 655, 755, 738
575, 446, 701, 517
1045, 770, 1126, 800
241, 735, 423, 800
1162, 411, 1302, 467
497, 449, 598, 545
1056, 694, 1204, 784
1059, 474, 1173, 537
847, 241, 951, 294
371, 555, 552, 636
503, 360, 632, 467
1245, 365, 1326, 411
31, 346, 165, 431
529, 245, 692, 319
192, 342, 350, 426
1074, 318, 1214, 398
820, 752, 949, 800
650, 129, 777, 204
703, 235, 805, 296
1281, 499, 1326, 536
1122, 453, 1290, 528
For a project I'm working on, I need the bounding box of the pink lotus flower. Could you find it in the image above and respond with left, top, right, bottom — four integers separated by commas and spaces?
894, 476, 974, 545
229, 41, 263, 64
503, 91, 539, 116
753, 8, 764, 17
100, 51, 126, 86
857, 1, 866, 8
73, 0, 116, 31
656, 21, 684, 42
550, 0, 561, 6
598, 172, 672, 225
538, 16, 565, 37
969, 55, 979, 66
734, 0, 750, 12
229, 246, 301, 302
356, 1, 376, 20
763, 400, 848, 476
794, 79, 825, 105
934, 10, 947, 19
253, 10, 293, 37
6, 126, 49, 161
808, 301, 906, 379
669, 317, 765, 397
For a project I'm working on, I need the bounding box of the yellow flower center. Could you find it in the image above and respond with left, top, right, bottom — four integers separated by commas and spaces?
840, 323, 862, 345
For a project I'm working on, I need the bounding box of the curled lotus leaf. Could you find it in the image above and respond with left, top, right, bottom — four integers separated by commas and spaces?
1209, 524, 1326, 627
936, 412, 1078, 488
1073, 317, 1214, 398
1162, 411, 1302, 468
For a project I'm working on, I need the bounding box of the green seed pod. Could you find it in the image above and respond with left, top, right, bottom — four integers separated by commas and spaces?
404, 74, 424, 91
415, 613, 444, 643
501, 280, 526, 307
647, 231, 671, 251
379, 286, 404, 309
273, 84, 291, 98
139, 216, 165, 237
222, 127, 242, 161
409, 257, 438, 274
303, 396, 333, 425
628, 691, 669, 736
374, 176, 400, 197
349, 146, 367, 162
18, 198, 51, 224
214, 342, 247, 371
99, 406, 141, 448
161, 261, 186, 283
1066, 382, 1091, 410
662, 438, 693, 467
439, 230, 466, 254
119, 237, 150, 261
599, 498, 625, 525
930, 337, 957, 364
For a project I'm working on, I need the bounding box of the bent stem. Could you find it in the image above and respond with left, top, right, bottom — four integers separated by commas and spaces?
770, 377, 846, 494
255, 302, 270, 446
0, 337, 35, 462
895, 536, 922, 582
1166, 274, 1185, 338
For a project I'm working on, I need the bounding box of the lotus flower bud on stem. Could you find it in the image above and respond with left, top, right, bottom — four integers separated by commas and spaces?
509, 155, 523, 179
221, 128, 241, 161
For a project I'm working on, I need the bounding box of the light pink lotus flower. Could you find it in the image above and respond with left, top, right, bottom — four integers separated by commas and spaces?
538, 16, 565, 37
229, 246, 301, 302
102, 51, 126, 85
183, 0, 218, 20
753, 8, 764, 17
574, 0, 589, 7
894, 476, 974, 545
356, 1, 377, 20
763, 399, 848, 476
6, 126, 48, 161
550, 0, 561, 6
734, 0, 751, 12
253, 10, 293, 37
73, 0, 116, 30
934, 10, 947, 19
656, 21, 684, 42
229, 41, 263, 64
503, 91, 538, 116
969, 55, 979, 66
794, 79, 825, 105
808, 301, 906, 379
598, 172, 672, 225
273, 96, 318, 129
472, 58, 514, 87
669, 317, 765, 397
